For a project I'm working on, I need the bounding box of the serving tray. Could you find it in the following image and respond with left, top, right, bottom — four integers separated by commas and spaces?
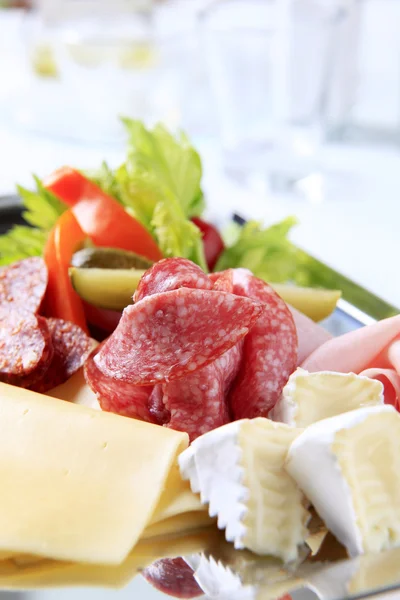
1, 199, 400, 600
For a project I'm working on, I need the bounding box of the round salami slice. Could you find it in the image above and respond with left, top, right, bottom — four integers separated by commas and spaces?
84, 346, 155, 422
142, 558, 202, 599
0, 308, 53, 388
209, 269, 234, 293
134, 258, 212, 303
162, 342, 243, 441
95, 288, 263, 385
0, 257, 48, 314
229, 269, 298, 419
32, 319, 93, 393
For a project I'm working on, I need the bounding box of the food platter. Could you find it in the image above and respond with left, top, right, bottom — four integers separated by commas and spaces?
1, 120, 400, 600
1, 195, 400, 600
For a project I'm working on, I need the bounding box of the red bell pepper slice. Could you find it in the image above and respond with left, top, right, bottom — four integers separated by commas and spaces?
44, 167, 163, 262
43, 210, 88, 332
191, 217, 225, 271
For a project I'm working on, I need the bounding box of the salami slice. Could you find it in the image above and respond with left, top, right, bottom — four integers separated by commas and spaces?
84, 346, 155, 422
32, 319, 92, 393
0, 257, 47, 314
134, 258, 212, 303
0, 308, 53, 388
229, 269, 298, 419
162, 342, 243, 441
95, 288, 263, 385
209, 269, 234, 293
143, 558, 202, 599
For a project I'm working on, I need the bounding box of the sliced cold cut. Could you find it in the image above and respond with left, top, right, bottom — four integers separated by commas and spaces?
142, 557, 203, 599
0, 308, 53, 388
229, 269, 298, 419
134, 258, 211, 303
162, 342, 243, 441
290, 305, 332, 365
0, 257, 47, 314
84, 346, 155, 422
95, 288, 263, 385
209, 269, 234, 293
32, 319, 92, 393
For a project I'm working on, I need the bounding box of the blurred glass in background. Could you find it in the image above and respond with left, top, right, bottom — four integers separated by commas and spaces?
200, 0, 347, 192
1, 0, 400, 177
326, 0, 400, 146
1, 0, 211, 143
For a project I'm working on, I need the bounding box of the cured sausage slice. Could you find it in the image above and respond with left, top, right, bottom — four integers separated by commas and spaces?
0, 257, 47, 314
95, 288, 263, 385
32, 319, 92, 393
162, 342, 243, 441
142, 557, 202, 599
209, 270, 234, 293
0, 308, 53, 388
134, 258, 211, 303
84, 346, 155, 422
229, 269, 298, 419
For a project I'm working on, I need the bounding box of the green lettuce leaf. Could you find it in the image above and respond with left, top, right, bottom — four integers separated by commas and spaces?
151, 194, 207, 271
0, 177, 66, 266
119, 118, 205, 222
216, 217, 299, 283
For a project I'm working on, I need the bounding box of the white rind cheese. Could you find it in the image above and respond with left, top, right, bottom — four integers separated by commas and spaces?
179, 418, 310, 562
286, 405, 400, 557
271, 368, 384, 427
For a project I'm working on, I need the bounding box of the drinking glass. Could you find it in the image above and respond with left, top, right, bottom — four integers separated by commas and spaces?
200, 0, 346, 192
326, 0, 400, 146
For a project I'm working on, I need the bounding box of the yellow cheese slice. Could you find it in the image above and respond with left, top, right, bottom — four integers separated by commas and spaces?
150, 461, 206, 525
46, 369, 100, 410
143, 511, 215, 540
0, 383, 189, 566
0, 529, 218, 589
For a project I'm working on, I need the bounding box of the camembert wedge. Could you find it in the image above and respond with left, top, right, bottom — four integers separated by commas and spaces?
179, 418, 310, 562
286, 405, 400, 557
271, 368, 383, 427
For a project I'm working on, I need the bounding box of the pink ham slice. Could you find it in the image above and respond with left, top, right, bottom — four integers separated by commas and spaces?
302, 314, 400, 408
289, 306, 332, 365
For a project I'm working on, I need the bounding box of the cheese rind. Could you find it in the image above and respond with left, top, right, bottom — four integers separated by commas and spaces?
271, 368, 384, 427
0, 382, 188, 565
180, 418, 310, 562
286, 405, 399, 557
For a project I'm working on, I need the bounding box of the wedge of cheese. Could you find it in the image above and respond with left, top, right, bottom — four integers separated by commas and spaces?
271, 368, 383, 427
180, 418, 310, 562
0, 382, 194, 566
286, 405, 400, 557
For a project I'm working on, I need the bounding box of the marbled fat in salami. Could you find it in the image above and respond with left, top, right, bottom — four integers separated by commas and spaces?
229, 269, 298, 419
0, 308, 53, 388
0, 257, 48, 314
142, 557, 202, 599
84, 346, 155, 422
95, 288, 263, 385
134, 258, 212, 303
162, 342, 243, 441
32, 318, 92, 393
